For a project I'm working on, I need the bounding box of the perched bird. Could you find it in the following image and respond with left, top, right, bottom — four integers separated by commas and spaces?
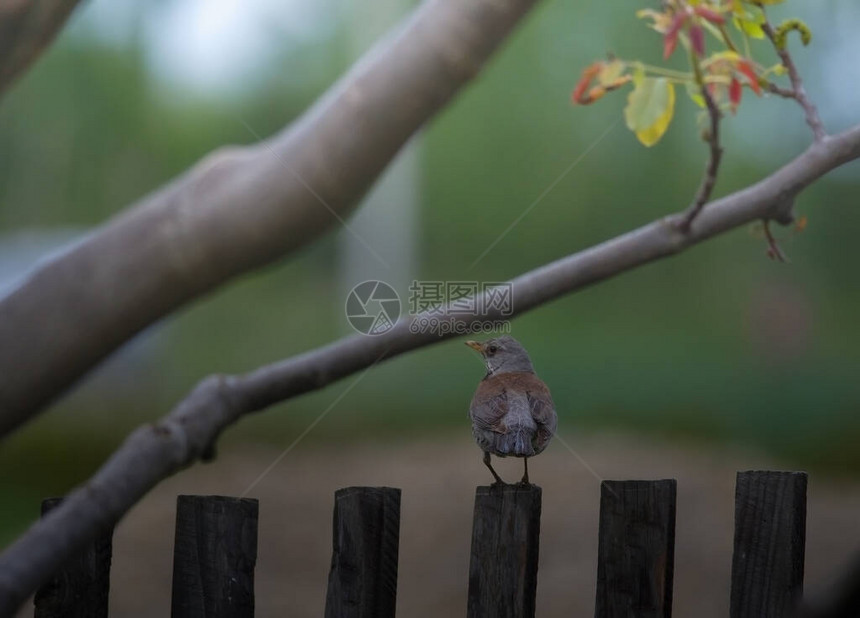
466, 336, 557, 485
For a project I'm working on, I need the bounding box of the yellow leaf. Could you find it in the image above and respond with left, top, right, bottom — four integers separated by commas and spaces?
636, 8, 671, 33
734, 16, 765, 38
624, 77, 676, 147
598, 59, 626, 86
767, 63, 787, 76
707, 50, 742, 63
732, 3, 766, 39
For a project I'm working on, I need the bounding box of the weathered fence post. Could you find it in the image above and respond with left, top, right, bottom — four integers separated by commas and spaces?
324, 486, 401, 618
731, 470, 807, 618
171, 495, 259, 618
594, 479, 676, 618
33, 497, 113, 618
467, 483, 542, 618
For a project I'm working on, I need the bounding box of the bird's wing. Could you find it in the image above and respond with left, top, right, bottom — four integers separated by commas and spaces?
519, 373, 558, 451
523, 377, 556, 426
469, 377, 509, 434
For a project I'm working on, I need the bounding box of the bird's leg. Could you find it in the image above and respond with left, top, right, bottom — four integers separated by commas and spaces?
520, 457, 530, 485
483, 451, 504, 485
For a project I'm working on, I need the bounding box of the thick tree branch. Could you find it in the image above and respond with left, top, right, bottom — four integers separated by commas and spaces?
0, 0, 82, 98
1, 123, 859, 615
0, 0, 540, 439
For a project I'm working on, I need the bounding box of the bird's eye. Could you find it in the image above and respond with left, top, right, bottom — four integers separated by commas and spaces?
487, 345, 498, 355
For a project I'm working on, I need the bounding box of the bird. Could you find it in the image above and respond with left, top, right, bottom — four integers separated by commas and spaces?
465, 335, 557, 485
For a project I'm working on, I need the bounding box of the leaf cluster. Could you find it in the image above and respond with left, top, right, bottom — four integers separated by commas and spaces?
572, 0, 809, 146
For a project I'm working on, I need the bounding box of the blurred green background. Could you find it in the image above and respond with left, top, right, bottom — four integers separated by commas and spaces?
1, 0, 859, 547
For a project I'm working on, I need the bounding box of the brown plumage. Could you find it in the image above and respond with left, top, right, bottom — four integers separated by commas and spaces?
466, 335, 558, 484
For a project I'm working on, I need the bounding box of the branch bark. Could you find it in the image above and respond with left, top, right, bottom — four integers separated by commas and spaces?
1, 123, 859, 616
0, 0, 82, 98
761, 19, 826, 142
678, 72, 723, 232
0, 0, 540, 439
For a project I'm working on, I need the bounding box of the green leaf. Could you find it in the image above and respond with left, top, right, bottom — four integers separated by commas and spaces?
732, 3, 765, 39
624, 77, 676, 147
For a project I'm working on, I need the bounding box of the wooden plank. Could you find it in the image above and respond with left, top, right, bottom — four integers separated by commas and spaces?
731, 470, 807, 618
34, 497, 113, 618
467, 484, 542, 618
324, 486, 401, 618
171, 495, 258, 618
594, 479, 676, 618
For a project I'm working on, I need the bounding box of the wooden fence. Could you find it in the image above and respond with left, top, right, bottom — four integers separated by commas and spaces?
32, 470, 809, 618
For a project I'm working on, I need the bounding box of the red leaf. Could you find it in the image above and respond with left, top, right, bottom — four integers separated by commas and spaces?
689, 23, 705, 57
572, 62, 602, 105
663, 32, 679, 59
694, 6, 725, 25
736, 60, 762, 95
663, 13, 686, 59
729, 77, 742, 112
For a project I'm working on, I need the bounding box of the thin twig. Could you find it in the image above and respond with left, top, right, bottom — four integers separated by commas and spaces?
678, 57, 723, 232
761, 19, 826, 141
763, 219, 789, 262
717, 23, 739, 54
765, 82, 797, 99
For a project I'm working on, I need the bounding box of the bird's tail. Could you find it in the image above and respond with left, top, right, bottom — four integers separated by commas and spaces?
497, 427, 535, 457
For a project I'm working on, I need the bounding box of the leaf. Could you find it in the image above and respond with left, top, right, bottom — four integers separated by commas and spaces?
663, 13, 686, 59
729, 77, 742, 112
733, 18, 764, 39
690, 23, 706, 56
598, 59, 626, 86
572, 62, 602, 105
694, 6, 726, 25
706, 50, 742, 64
732, 4, 765, 39
637, 8, 672, 33
624, 77, 676, 147
736, 60, 762, 95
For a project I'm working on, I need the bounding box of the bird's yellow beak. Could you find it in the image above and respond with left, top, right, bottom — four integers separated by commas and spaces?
465, 340, 483, 353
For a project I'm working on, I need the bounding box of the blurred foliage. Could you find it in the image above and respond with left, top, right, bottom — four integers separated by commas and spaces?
1, 0, 859, 546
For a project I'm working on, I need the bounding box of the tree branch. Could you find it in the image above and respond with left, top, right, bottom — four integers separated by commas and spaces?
0, 0, 82, 98
761, 18, 826, 141
678, 79, 723, 232
763, 219, 789, 262
2, 122, 860, 616
0, 0, 540, 440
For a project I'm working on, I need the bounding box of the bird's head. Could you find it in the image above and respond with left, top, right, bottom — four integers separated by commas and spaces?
465, 335, 534, 376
